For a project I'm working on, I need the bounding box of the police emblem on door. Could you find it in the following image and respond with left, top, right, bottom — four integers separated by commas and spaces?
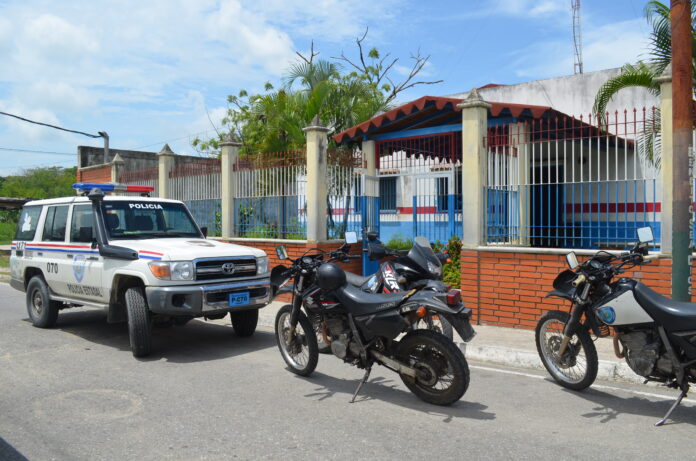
73, 254, 86, 282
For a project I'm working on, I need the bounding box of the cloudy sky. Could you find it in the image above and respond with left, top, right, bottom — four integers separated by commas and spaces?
0, 0, 651, 175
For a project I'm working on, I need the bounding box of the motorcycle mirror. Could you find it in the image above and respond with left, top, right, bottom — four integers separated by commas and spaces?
344, 231, 358, 244
368, 242, 387, 261
275, 245, 289, 260
637, 226, 654, 244
566, 252, 579, 269
366, 231, 378, 242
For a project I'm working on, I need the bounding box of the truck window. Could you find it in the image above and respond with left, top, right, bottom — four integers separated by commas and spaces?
70, 204, 94, 243
14, 206, 42, 241
42, 205, 69, 242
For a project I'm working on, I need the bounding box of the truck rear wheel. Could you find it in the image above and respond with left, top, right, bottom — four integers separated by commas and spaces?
26, 276, 59, 328
230, 309, 258, 337
125, 287, 152, 357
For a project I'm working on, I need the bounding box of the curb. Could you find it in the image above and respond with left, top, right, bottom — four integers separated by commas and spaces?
459, 342, 644, 385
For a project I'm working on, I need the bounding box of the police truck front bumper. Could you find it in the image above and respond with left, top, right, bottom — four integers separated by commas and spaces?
145, 278, 271, 316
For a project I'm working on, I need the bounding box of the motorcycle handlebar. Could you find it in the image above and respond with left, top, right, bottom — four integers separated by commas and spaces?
572, 273, 587, 287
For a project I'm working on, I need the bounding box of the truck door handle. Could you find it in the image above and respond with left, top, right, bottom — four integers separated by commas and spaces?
36, 252, 43, 256
66, 254, 74, 259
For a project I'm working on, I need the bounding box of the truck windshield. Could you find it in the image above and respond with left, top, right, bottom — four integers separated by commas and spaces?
102, 201, 201, 239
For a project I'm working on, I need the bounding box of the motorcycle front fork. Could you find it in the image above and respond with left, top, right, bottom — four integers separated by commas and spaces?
558, 304, 585, 356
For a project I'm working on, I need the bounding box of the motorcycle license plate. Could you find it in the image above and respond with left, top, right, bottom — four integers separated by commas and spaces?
229, 292, 250, 306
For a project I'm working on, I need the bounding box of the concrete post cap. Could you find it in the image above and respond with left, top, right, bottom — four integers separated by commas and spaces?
220, 133, 242, 147
112, 153, 125, 164
302, 114, 332, 133
158, 143, 176, 156
457, 88, 492, 110
655, 62, 672, 84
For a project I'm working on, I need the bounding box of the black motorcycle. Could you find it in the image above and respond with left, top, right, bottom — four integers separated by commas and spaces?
535, 226, 696, 425
342, 233, 453, 339
271, 232, 476, 405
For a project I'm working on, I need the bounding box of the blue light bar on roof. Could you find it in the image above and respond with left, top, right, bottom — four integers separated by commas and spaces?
72, 183, 154, 193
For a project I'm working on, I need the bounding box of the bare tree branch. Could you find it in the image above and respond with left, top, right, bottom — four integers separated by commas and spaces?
296, 40, 318, 65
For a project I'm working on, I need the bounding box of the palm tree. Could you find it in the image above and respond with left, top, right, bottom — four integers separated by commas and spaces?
592, 1, 696, 167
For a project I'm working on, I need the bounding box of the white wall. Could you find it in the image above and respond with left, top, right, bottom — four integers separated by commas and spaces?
449, 68, 659, 118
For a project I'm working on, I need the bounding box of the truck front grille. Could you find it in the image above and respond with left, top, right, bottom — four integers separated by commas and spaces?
195, 258, 257, 281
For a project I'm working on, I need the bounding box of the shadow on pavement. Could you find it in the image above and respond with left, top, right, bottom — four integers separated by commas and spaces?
300, 370, 496, 422
43, 309, 275, 363
564, 387, 696, 426
0, 436, 28, 461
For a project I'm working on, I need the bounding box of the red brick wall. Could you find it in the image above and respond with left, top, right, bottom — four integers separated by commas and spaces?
461, 249, 681, 330
221, 239, 363, 303
77, 165, 111, 183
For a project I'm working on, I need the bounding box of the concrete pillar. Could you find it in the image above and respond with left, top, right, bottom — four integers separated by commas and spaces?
157, 144, 176, 199
362, 140, 378, 196
458, 89, 491, 248
303, 116, 331, 242
657, 64, 673, 254
111, 153, 125, 183
220, 135, 242, 238
511, 122, 531, 245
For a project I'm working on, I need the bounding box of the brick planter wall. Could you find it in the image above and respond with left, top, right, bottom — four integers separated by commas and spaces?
461, 249, 682, 330
220, 239, 363, 303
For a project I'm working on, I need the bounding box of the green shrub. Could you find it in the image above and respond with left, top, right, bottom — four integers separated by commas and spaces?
385, 234, 413, 250
441, 235, 462, 288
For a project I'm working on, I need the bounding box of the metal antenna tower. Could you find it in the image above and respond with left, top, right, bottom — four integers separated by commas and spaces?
572, 0, 583, 74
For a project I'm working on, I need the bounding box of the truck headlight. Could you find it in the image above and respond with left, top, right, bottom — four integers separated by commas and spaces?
149, 261, 194, 280
256, 256, 269, 275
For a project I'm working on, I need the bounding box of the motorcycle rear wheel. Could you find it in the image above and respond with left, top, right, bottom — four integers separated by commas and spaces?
275, 305, 318, 376
396, 330, 469, 405
417, 313, 454, 341
535, 310, 598, 391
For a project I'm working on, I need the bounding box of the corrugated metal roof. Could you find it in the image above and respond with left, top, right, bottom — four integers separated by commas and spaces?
333, 95, 556, 144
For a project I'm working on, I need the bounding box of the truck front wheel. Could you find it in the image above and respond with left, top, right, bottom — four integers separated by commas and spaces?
125, 287, 152, 357
230, 309, 258, 337
26, 276, 59, 328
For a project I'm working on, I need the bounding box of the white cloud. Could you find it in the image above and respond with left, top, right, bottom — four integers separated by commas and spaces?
465, 0, 567, 19
511, 18, 648, 78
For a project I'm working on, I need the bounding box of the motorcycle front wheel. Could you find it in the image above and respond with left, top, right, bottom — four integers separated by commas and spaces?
535, 310, 598, 391
275, 305, 318, 376
396, 330, 469, 405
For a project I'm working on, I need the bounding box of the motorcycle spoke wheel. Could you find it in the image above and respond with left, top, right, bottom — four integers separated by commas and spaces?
415, 313, 454, 341
274, 305, 318, 377
396, 330, 469, 405
535, 310, 598, 391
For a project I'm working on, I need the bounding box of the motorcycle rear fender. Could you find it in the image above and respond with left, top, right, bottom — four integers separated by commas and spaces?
399, 291, 476, 342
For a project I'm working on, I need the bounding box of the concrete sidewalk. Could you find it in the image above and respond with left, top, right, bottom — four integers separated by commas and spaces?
254, 300, 644, 385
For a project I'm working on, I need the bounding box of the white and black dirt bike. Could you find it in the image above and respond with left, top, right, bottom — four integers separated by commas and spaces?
271, 232, 476, 405
536, 227, 696, 425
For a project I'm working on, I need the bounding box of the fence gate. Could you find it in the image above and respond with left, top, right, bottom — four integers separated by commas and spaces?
412, 168, 460, 245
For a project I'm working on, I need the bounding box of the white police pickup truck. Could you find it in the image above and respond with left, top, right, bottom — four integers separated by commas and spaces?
9, 183, 271, 357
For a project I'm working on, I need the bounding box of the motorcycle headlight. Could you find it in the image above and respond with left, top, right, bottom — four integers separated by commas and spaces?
256, 256, 269, 275
148, 261, 194, 280
427, 261, 442, 276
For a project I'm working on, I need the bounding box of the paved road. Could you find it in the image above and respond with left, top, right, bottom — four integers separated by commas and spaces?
0, 282, 695, 460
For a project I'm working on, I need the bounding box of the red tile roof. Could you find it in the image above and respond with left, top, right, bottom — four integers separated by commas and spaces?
333, 95, 555, 144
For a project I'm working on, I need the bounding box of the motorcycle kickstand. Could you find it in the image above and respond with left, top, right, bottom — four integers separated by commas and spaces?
655, 389, 687, 427
350, 367, 372, 403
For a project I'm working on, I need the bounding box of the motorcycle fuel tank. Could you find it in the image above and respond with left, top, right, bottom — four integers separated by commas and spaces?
594, 284, 654, 326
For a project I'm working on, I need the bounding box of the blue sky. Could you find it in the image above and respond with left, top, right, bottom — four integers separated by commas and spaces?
0, 0, 652, 175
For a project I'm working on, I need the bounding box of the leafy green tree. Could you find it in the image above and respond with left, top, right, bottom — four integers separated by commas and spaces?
193, 31, 441, 155
592, 1, 696, 167
0, 166, 77, 199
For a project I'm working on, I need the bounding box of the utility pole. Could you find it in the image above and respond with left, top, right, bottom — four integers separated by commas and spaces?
671, 0, 693, 301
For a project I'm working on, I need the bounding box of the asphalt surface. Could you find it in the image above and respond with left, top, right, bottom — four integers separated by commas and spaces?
1, 282, 695, 460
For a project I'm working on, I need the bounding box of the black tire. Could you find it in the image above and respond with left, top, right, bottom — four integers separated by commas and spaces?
535, 310, 598, 391
275, 304, 318, 376
418, 313, 454, 341
125, 286, 152, 358
230, 309, 258, 337
396, 329, 469, 405
26, 276, 59, 328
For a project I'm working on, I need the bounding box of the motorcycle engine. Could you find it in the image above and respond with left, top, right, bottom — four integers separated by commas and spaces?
324, 316, 361, 360
620, 330, 673, 378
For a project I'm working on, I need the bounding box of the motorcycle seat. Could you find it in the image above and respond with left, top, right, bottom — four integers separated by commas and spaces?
634, 282, 696, 331
345, 271, 372, 288
334, 283, 407, 316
